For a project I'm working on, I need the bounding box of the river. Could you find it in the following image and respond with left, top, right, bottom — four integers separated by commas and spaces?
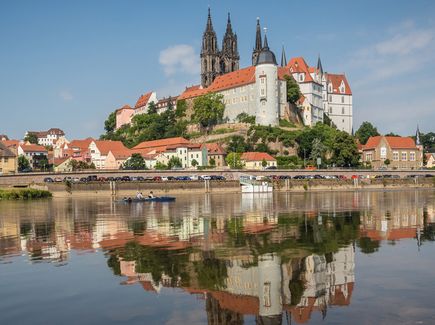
1, 190, 434, 324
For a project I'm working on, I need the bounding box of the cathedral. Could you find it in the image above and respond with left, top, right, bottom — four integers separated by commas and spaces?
200, 9, 240, 87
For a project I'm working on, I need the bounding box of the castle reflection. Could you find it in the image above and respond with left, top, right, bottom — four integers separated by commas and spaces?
0, 190, 434, 324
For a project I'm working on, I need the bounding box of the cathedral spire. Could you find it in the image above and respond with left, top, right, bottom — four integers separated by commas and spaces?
221, 12, 239, 74
280, 45, 287, 67
263, 28, 269, 49
252, 17, 262, 65
317, 54, 324, 75
206, 7, 213, 32
416, 125, 421, 146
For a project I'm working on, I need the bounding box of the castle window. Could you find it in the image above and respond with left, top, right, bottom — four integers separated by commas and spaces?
329, 95, 332, 102
341, 96, 345, 103
342, 107, 345, 114
261, 89, 265, 96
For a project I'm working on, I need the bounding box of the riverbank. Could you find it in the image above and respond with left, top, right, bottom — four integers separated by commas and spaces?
0, 188, 52, 200
14, 177, 435, 198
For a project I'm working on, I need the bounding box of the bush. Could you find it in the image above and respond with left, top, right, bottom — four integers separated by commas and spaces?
0, 188, 52, 200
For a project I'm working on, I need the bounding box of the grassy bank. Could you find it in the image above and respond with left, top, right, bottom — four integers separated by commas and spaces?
0, 188, 52, 200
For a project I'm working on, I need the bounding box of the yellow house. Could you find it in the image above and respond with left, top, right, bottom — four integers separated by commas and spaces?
0, 142, 17, 174
53, 157, 73, 172
241, 152, 277, 170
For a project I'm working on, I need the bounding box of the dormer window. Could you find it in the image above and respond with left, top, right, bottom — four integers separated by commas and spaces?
299, 74, 304, 82
328, 84, 332, 92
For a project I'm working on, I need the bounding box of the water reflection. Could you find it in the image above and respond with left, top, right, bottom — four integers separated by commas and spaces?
0, 190, 434, 324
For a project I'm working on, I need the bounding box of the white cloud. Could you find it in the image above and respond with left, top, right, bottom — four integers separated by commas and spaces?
59, 90, 73, 101
159, 44, 200, 76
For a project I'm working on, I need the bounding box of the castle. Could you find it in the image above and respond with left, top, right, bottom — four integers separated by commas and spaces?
115, 9, 353, 133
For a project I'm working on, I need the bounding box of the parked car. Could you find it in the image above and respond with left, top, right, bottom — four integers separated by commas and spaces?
121, 176, 131, 182
106, 177, 115, 182
175, 176, 191, 181
43, 177, 54, 183
87, 175, 98, 182
97, 177, 107, 182
114, 177, 123, 182
63, 176, 73, 182
425, 174, 435, 178
72, 177, 80, 183
200, 175, 212, 180
79, 177, 88, 183
264, 165, 277, 170
137, 176, 145, 181
54, 177, 63, 182
153, 176, 162, 181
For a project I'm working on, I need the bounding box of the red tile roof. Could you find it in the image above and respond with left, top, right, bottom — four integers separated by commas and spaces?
178, 85, 208, 100
208, 66, 256, 92
363, 136, 417, 150
241, 152, 276, 162
116, 104, 134, 113
135, 92, 153, 108
205, 143, 226, 155
287, 57, 315, 83
109, 149, 133, 159
93, 140, 127, 155
69, 138, 94, 150
20, 144, 47, 153
326, 73, 352, 95
1, 140, 20, 149
133, 137, 190, 151
53, 157, 70, 166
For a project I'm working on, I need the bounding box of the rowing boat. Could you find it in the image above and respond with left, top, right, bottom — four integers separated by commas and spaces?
121, 196, 176, 203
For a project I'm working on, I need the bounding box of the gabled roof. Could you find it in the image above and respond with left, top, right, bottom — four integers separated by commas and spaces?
53, 157, 71, 166
1, 140, 20, 149
133, 137, 190, 151
116, 104, 134, 113
208, 66, 256, 92
205, 143, 226, 155
20, 144, 47, 153
286, 57, 315, 83
93, 140, 127, 155
241, 152, 276, 161
363, 136, 417, 150
0, 142, 16, 158
326, 73, 352, 95
178, 85, 208, 100
108, 149, 132, 159
69, 138, 94, 150
135, 92, 153, 108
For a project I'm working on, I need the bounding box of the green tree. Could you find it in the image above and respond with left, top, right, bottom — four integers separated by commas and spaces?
18, 155, 31, 172
355, 121, 380, 145
309, 138, 326, 162
227, 135, 252, 153
284, 75, 302, 104
192, 93, 225, 128
104, 111, 117, 133
261, 158, 268, 168
155, 161, 168, 170
175, 99, 187, 118
191, 159, 199, 168
384, 158, 391, 167
147, 101, 157, 114
123, 153, 147, 170
24, 133, 38, 144
33, 155, 50, 171
236, 112, 256, 124
168, 156, 183, 169
226, 152, 244, 169
331, 131, 360, 167
209, 157, 216, 167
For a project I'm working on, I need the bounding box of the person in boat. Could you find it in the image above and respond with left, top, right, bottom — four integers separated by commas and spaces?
148, 191, 155, 198
136, 191, 144, 199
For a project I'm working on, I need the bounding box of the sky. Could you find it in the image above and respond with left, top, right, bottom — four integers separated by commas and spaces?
1, 0, 435, 140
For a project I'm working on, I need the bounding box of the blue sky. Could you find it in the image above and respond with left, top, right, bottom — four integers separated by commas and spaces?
1, 0, 434, 139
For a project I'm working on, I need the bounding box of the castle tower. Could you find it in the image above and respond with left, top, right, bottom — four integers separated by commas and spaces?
252, 18, 262, 66
280, 45, 287, 67
220, 13, 240, 74
254, 30, 279, 126
201, 8, 220, 88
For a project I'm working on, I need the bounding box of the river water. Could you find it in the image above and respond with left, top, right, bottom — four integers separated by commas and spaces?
0, 190, 434, 325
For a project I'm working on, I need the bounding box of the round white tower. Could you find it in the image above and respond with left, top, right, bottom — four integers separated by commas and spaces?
254, 31, 279, 126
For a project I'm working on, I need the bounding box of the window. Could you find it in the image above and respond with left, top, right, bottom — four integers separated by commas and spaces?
341, 96, 344, 103
401, 152, 407, 161
261, 78, 265, 84
4, 157, 8, 163
299, 74, 303, 81
366, 153, 373, 162
393, 152, 399, 161
342, 107, 345, 114
329, 107, 332, 114
380, 147, 387, 159
329, 95, 332, 102
261, 89, 265, 96
410, 152, 415, 161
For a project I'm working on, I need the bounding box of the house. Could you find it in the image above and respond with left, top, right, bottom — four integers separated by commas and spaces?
66, 138, 94, 161
53, 157, 73, 172
105, 149, 132, 170
18, 144, 48, 167
0, 142, 17, 174
426, 153, 435, 168
156, 96, 178, 114
88, 140, 128, 169
115, 105, 135, 130
26, 128, 65, 146
158, 144, 208, 168
205, 143, 226, 167
241, 152, 277, 170
1, 140, 20, 154
362, 136, 423, 169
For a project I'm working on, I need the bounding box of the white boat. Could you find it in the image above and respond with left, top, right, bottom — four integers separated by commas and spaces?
240, 174, 273, 193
